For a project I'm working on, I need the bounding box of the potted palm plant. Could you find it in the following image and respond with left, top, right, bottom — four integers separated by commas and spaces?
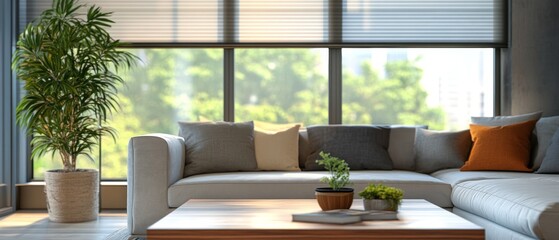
314, 151, 353, 210
12, 0, 136, 222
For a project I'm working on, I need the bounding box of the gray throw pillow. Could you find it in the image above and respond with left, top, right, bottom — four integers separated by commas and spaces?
533, 116, 559, 169
178, 121, 257, 177
388, 126, 427, 171
471, 112, 542, 126
414, 129, 472, 174
305, 125, 392, 170
536, 129, 559, 174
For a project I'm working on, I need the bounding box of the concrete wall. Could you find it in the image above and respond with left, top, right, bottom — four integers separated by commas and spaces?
510, 0, 559, 116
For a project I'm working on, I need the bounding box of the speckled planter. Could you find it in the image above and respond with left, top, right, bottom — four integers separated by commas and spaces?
363, 199, 398, 211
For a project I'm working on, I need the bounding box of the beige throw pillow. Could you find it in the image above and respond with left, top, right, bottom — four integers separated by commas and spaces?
254, 124, 301, 171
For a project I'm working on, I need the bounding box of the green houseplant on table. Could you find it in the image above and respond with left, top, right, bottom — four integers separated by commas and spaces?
12, 0, 136, 222
314, 151, 354, 210
359, 184, 404, 211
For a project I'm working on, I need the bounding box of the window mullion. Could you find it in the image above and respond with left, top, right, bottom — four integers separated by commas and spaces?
494, 48, 502, 116
329, 48, 342, 124
328, 0, 343, 124
223, 0, 236, 122
224, 49, 235, 122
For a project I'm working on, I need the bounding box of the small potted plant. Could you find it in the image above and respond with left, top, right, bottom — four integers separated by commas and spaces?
359, 184, 404, 211
315, 151, 353, 210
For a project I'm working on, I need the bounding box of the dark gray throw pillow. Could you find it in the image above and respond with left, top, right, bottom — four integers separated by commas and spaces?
536, 129, 559, 174
305, 125, 392, 170
414, 129, 472, 173
178, 121, 257, 177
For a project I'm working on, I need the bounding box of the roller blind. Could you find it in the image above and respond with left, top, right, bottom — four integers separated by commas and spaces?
19, 0, 221, 43
18, 0, 506, 46
343, 0, 505, 43
238, 0, 327, 42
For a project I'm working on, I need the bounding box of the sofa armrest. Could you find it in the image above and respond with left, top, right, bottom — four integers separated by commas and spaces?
127, 134, 185, 235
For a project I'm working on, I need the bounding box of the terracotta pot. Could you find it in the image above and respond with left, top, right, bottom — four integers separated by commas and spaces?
315, 188, 354, 211
363, 199, 399, 211
44, 169, 99, 222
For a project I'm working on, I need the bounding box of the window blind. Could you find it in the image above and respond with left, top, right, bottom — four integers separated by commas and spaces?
238, 0, 327, 43
19, 0, 221, 43
343, 0, 505, 44
18, 0, 506, 47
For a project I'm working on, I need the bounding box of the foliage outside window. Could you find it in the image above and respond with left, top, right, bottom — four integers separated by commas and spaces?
235, 49, 328, 124
342, 48, 494, 130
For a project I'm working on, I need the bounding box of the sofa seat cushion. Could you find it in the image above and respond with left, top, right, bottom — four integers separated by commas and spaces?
168, 170, 452, 208
431, 168, 542, 186
452, 178, 559, 239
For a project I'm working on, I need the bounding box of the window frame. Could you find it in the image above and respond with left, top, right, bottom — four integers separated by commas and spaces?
13, 0, 506, 181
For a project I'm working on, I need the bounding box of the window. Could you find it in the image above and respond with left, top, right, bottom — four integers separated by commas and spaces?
33, 49, 224, 180
18, 1, 506, 180
31, 47, 496, 179
342, 48, 494, 130
234, 49, 328, 124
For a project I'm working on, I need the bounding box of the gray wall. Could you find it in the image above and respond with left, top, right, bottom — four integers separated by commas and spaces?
510, 0, 559, 116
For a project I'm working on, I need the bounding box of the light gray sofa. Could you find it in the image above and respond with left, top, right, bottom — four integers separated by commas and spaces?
127, 128, 559, 239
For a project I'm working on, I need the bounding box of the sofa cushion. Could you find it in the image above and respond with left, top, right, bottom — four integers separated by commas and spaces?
453, 208, 538, 240
388, 126, 426, 171
471, 111, 542, 126
414, 129, 472, 173
451, 178, 559, 239
254, 124, 301, 171
305, 125, 392, 170
536, 129, 559, 174
168, 171, 452, 208
533, 116, 559, 170
431, 168, 544, 186
461, 120, 536, 172
178, 121, 258, 177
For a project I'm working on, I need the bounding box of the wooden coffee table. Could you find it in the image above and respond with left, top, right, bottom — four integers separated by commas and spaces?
147, 199, 484, 240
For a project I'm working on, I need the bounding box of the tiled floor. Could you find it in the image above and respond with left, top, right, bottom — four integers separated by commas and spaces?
0, 210, 126, 240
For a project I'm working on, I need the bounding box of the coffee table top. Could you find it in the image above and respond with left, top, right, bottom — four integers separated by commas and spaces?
148, 199, 484, 239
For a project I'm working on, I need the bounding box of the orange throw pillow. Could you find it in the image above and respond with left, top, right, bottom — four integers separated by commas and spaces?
461, 120, 536, 172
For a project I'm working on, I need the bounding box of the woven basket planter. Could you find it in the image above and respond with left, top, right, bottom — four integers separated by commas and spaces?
44, 169, 99, 223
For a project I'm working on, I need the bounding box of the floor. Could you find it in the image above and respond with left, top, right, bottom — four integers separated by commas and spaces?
0, 210, 127, 240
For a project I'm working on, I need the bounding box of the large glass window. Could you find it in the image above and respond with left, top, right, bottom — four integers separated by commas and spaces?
342, 48, 494, 130
33, 49, 224, 180
16, 1, 504, 183
235, 49, 329, 124
31, 48, 495, 180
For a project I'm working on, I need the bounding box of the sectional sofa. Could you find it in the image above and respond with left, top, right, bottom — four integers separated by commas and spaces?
127, 114, 559, 240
